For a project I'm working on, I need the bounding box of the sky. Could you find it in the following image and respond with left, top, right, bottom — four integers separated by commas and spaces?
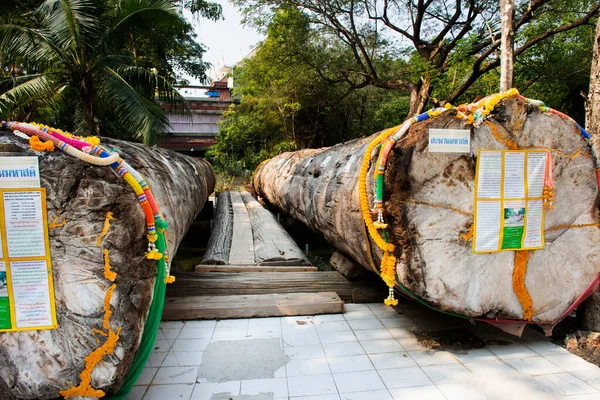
183, 1, 265, 84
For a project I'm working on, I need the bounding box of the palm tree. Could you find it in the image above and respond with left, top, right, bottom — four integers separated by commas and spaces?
0, 0, 184, 144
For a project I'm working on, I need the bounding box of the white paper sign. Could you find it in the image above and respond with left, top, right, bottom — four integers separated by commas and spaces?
3, 191, 46, 258
428, 129, 471, 153
10, 260, 53, 328
0, 157, 40, 188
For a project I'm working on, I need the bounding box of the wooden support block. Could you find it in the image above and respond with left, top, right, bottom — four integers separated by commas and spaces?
228, 191, 255, 265
166, 272, 388, 303
195, 264, 318, 273
162, 292, 344, 320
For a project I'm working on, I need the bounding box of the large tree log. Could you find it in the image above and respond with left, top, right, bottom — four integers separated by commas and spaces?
202, 191, 233, 265
202, 191, 310, 266
254, 97, 600, 328
0, 132, 214, 399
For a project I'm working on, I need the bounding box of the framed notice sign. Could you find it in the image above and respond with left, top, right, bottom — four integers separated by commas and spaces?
0, 187, 57, 331
472, 150, 548, 254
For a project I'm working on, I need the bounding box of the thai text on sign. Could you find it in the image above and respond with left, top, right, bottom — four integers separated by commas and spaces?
472, 150, 548, 254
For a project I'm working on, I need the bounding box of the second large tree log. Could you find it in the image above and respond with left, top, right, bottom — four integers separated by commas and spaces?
0, 132, 214, 399
253, 97, 600, 326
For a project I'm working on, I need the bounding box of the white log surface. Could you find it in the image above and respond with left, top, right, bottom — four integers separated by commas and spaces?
0, 133, 215, 399
253, 97, 600, 323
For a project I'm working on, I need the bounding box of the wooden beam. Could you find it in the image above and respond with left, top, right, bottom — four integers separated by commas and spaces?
228, 191, 255, 264
195, 265, 318, 273
162, 292, 344, 320
167, 271, 388, 303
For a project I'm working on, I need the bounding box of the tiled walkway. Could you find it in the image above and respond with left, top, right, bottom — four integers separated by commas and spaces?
128, 302, 600, 400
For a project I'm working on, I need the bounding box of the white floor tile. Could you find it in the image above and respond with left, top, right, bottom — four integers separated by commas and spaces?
344, 310, 377, 320
386, 327, 416, 339
247, 325, 282, 339
378, 367, 433, 389
288, 374, 338, 397
184, 320, 216, 329
344, 304, 371, 311
319, 330, 358, 344
524, 340, 568, 356
283, 331, 321, 346
347, 319, 385, 331
503, 356, 564, 375
463, 359, 520, 376
316, 320, 353, 332
534, 372, 599, 396
142, 384, 194, 400
146, 352, 168, 367
389, 385, 446, 400
545, 353, 599, 372
286, 357, 331, 376
292, 395, 341, 400
126, 385, 147, 400
191, 381, 241, 400
323, 341, 366, 357
211, 328, 248, 341
354, 329, 393, 341
248, 317, 282, 327
360, 339, 404, 354
285, 343, 326, 359
159, 328, 182, 340
436, 383, 489, 400
487, 343, 538, 359
160, 321, 185, 329
571, 369, 600, 390
172, 338, 210, 352
396, 337, 425, 351
313, 314, 346, 323
153, 366, 199, 385
340, 389, 392, 400
162, 351, 203, 367
369, 352, 416, 370
216, 319, 249, 329
240, 377, 288, 398
407, 350, 459, 366
422, 364, 473, 384
450, 348, 497, 363
334, 370, 386, 393
328, 355, 374, 373
178, 328, 214, 339
135, 367, 158, 385
152, 339, 174, 352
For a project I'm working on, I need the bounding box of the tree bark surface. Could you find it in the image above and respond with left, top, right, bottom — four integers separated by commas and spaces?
202, 191, 233, 265
253, 97, 600, 324
0, 132, 215, 399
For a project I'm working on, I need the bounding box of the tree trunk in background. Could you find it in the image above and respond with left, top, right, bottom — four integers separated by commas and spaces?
254, 97, 600, 328
0, 133, 215, 399
579, 18, 600, 331
500, 0, 515, 92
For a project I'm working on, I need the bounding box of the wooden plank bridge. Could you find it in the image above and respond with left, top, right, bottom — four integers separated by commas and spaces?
162, 190, 387, 320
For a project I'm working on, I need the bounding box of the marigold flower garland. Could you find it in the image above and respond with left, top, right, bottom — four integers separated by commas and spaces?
359, 88, 600, 308
2, 120, 174, 398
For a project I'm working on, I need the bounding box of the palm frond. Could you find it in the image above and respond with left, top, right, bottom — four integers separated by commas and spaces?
109, 63, 186, 105
37, 0, 100, 61
0, 75, 61, 120
98, 65, 170, 144
111, 0, 179, 34
0, 24, 63, 68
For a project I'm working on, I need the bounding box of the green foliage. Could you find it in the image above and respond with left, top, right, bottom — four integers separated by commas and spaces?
207, 7, 411, 171
0, 0, 221, 143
